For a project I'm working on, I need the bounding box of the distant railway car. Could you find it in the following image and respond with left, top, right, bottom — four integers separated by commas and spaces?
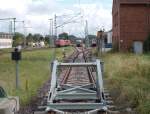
55, 39, 71, 47
65, 40, 71, 46
76, 40, 82, 47
55, 39, 66, 47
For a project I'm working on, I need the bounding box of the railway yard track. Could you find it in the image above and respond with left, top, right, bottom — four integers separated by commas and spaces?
33, 47, 120, 114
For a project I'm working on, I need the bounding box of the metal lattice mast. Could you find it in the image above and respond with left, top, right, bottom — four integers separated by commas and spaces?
22, 21, 26, 47
51, 19, 54, 46
49, 19, 53, 47
9, 21, 13, 33
54, 14, 57, 39
85, 20, 89, 47
13, 18, 16, 35
53, 14, 57, 60
0, 18, 16, 35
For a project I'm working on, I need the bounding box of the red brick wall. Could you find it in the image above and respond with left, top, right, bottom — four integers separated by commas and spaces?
119, 4, 150, 51
112, 0, 150, 51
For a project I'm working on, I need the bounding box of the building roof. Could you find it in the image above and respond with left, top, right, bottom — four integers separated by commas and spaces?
119, 0, 150, 4
0, 32, 13, 35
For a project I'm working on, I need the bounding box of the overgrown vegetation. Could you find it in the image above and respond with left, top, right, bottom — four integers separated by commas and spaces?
102, 53, 150, 114
0, 47, 73, 105
144, 34, 150, 52
112, 42, 119, 52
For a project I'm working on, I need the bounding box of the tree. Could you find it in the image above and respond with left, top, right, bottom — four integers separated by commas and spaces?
45, 35, 50, 44
40, 36, 44, 41
68, 35, 77, 39
68, 35, 77, 43
13, 32, 25, 47
26, 33, 33, 43
58, 32, 68, 40
32, 34, 43, 42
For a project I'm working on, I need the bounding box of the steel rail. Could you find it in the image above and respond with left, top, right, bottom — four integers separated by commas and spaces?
60, 50, 80, 85
60, 48, 96, 87
45, 47, 108, 114
82, 48, 96, 84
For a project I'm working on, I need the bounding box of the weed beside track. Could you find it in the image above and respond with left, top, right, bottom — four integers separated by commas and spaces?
102, 53, 150, 114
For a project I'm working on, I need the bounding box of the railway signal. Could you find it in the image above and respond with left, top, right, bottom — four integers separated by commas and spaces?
11, 48, 22, 89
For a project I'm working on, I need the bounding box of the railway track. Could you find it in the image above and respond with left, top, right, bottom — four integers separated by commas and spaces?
34, 47, 119, 114
59, 48, 91, 86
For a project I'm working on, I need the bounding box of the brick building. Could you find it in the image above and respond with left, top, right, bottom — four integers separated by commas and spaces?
112, 0, 150, 53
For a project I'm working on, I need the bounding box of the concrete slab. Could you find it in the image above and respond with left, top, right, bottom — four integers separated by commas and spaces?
0, 97, 19, 114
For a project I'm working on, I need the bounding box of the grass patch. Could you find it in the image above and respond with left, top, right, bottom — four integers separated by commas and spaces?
0, 47, 73, 105
101, 53, 150, 114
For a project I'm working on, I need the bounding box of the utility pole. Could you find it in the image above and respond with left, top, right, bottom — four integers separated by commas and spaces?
9, 21, 13, 33
13, 18, 16, 35
85, 20, 89, 48
51, 19, 54, 47
54, 14, 57, 60
22, 21, 26, 47
49, 19, 54, 47
49, 19, 53, 48
54, 14, 57, 39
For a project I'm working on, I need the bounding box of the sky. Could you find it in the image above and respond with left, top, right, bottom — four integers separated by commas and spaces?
0, 0, 112, 37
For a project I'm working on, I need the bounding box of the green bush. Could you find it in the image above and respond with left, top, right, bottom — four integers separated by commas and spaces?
112, 42, 119, 52
144, 34, 150, 52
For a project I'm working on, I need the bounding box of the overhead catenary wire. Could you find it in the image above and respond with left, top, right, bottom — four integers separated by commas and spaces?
50, 0, 86, 38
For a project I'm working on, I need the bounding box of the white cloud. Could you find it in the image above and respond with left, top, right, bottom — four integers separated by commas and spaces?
0, 0, 28, 14
74, 3, 112, 33
0, 0, 112, 36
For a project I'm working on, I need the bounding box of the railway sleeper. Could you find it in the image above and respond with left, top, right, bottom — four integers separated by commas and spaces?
45, 49, 108, 114
46, 110, 108, 114
34, 111, 108, 114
